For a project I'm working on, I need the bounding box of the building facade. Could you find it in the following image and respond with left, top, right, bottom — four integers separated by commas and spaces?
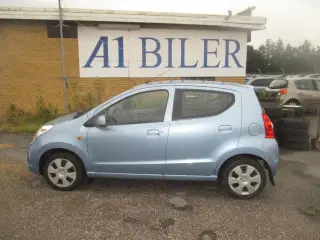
0, 7, 266, 119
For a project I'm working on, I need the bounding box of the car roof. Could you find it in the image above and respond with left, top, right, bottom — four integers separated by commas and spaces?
285, 77, 318, 81
250, 76, 276, 79
134, 80, 252, 92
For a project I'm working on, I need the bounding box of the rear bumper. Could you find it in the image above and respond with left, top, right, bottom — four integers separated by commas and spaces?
262, 139, 279, 176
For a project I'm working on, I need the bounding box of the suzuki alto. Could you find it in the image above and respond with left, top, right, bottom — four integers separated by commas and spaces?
27, 80, 279, 199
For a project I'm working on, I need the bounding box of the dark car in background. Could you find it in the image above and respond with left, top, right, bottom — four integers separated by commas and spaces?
245, 76, 275, 93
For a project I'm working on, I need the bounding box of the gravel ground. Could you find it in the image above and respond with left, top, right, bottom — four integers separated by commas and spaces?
0, 133, 319, 240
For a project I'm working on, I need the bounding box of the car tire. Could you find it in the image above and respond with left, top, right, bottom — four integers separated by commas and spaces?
281, 108, 295, 118
221, 158, 267, 199
281, 118, 309, 129
286, 99, 300, 106
281, 135, 310, 143
264, 105, 282, 118
281, 141, 310, 151
292, 106, 305, 117
43, 152, 85, 191
281, 127, 309, 137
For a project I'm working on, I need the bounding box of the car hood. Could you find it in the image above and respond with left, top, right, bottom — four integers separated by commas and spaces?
46, 112, 77, 125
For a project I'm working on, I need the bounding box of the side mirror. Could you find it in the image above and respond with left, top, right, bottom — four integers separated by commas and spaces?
95, 115, 107, 127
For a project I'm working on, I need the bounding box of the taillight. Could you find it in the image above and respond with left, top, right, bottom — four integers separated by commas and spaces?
279, 88, 287, 95
262, 113, 275, 139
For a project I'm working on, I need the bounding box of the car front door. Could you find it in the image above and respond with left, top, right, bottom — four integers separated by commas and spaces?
87, 88, 172, 176
165, 87, 241, 176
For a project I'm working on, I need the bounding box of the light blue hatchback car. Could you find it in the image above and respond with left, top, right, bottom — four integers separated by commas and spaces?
28, 80, 279, 199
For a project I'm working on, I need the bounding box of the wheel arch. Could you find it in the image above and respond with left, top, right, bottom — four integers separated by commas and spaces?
285, 98, 300, 105
39, 148, 86, 175
216, 153, 275, 186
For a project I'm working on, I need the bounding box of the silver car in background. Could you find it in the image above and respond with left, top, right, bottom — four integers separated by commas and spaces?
266, 78, 320, 111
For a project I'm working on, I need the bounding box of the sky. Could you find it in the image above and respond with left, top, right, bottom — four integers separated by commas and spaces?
2, 0, 320, 47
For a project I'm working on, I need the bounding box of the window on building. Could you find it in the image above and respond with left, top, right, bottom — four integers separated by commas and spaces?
181, 77, 216, 81
46, 21, 78, 38
172, 89, 234, 120
102, 90, 169, 125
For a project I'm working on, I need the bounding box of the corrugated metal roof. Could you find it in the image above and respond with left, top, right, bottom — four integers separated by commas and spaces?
0, 7, 266, 31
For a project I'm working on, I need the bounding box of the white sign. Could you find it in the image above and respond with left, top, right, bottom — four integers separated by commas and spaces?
78, 26, 247, 78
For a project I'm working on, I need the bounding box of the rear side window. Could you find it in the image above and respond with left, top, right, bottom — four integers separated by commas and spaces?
172, 89, 234, 120
269, 79, 288, 89
295, 80, 315, 90
250, 79, 274, 87
314, 80, 320, 91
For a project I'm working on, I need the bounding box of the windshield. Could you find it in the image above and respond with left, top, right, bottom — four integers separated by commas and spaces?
269, 79, 288, 89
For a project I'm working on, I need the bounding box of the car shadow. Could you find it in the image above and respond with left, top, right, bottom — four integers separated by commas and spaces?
81, 177, 224, 197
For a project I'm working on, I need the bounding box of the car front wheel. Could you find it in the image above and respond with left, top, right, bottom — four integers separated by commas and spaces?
222, 158, 267, 199
43, 152, 85, 191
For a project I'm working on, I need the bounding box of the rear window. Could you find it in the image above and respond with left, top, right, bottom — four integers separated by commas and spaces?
250, 79, 274, 87
172, 89, 234, 120
269, 79, 288, 89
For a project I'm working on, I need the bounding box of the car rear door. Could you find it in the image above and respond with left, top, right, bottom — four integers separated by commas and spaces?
312, 79, 320, 109
295, 79, 319, 109
165, 86, 241, 176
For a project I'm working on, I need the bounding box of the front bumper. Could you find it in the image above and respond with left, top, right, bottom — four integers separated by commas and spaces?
27, 142, 41, 174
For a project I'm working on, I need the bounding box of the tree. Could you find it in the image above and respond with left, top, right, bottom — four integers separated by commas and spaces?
246, 39, 320, 74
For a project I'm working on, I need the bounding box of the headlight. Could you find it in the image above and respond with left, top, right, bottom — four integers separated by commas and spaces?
32, 125, 54, 142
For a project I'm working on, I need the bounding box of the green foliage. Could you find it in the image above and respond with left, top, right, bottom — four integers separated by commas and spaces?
5, 104, 26, 124
1, 79, 105, 133
247, 39, 320, 74
69, 80, 104, 112
0, 123, 41, 133
300, 205, 320, 221
1, 97, 58, 133
35, 96, 58, 123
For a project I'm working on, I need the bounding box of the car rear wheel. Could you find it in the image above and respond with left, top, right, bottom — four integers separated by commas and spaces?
44, 152, 85, 191
222, 158, 267, 199
286, 100, 300, 106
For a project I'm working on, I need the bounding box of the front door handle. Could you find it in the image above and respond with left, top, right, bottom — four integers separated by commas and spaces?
218, 125, 232, 132
147, 129, 160, 135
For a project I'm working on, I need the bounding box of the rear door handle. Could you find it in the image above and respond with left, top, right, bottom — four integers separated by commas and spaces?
147, 129, 160, 135
218, 125, 232, 132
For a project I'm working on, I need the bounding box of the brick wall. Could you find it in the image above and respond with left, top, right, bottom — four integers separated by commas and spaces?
0, 20, 244, 120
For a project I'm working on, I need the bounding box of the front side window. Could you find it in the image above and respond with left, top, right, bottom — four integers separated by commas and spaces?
172, 89, 234, 120
105, 90, 169, 125
295, 80, 315, 91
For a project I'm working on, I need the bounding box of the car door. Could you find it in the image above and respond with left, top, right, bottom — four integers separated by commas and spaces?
312, 79, 320, 109
87, 88, 172, 175
165, 87, 241, 176
295, 79, 319, 109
